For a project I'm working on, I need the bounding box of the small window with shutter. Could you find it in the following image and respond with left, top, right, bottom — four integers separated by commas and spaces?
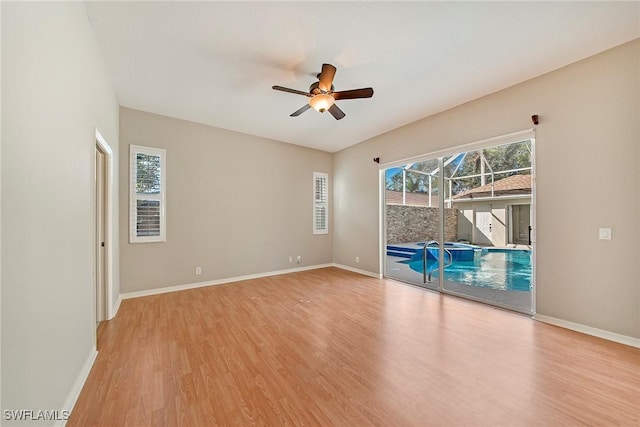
130, 145, 166, 243
313, 172, 328, 234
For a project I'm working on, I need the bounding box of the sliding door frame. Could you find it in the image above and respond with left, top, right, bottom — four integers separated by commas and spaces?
380, 129, 536, 315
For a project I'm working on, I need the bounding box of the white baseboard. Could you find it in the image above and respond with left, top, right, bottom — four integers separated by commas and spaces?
332, 263, 382, 279
109, 295, 122, 320
533, 314, 640, 348
56, 346, 98, 427
120, 264, 334, 300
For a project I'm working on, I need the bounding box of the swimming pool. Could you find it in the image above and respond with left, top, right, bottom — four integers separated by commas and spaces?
404, 248, 532, 291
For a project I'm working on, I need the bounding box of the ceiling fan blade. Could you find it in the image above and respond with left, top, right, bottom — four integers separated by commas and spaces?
328, 104, 345, 120
332, 87, 374, 100
272, 85, 312, 97
290, 104, 311, 117
318, 63, 337, 92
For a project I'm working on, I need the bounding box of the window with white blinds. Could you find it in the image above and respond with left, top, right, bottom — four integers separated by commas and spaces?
130, 145, 166, 243
313, 172, 328, 234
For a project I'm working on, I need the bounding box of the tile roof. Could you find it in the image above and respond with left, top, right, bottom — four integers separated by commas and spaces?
385, 174, 531, 205
453, 174, 531, 200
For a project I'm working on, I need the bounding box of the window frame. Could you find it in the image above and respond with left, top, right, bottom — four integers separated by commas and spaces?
129, 144, 167, 243
313, 172, 329, 235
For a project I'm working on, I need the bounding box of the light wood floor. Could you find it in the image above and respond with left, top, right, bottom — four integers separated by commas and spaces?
69, 267, 640, 426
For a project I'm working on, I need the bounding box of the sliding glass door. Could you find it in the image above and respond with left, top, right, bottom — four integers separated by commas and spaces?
440, 141, 533, 312
384, 158, 441, 291
383, 137, 534, 313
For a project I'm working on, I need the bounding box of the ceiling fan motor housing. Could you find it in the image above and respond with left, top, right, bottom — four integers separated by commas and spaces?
309, 81, 334, 95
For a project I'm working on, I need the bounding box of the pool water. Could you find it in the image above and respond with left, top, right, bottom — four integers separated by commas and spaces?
406, 249, 532, 291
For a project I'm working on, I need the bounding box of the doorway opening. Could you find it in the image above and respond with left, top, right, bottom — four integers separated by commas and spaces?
95, 146, 106, 326
94, 131, 114, 342
509, 204, 531, 245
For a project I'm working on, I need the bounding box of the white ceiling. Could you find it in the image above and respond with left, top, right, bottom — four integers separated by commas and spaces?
85, 1, 639, 153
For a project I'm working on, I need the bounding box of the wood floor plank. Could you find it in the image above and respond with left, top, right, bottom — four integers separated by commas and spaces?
69, 267, 640, 426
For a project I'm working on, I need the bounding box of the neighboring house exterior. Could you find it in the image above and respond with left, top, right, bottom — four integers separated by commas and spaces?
451, 174, 532, 246
385, 175, 532, 246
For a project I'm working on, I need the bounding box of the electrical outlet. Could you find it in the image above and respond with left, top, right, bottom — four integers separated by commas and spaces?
195, 267, 202, 275
599, 228, 612, 240
289, 256, 293, 263
296, 255, 301, 264
356, 256, 360, 263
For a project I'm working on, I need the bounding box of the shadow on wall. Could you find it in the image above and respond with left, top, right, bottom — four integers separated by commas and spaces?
458, 212, 472, 242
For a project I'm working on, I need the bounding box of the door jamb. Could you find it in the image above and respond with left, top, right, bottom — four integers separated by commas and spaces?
95, 130, 115, 320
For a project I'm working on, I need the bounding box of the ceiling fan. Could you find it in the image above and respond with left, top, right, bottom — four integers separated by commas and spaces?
272, 63, 374, 120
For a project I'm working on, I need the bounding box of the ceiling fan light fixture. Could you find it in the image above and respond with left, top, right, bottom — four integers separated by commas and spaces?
273, 63, 373, 120
309, 93, 335, 113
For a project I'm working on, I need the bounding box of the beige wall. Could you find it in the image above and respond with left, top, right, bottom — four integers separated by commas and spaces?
119, 108, 333, 293
1, 3, 636, 418
334, 40, 640, 338
2, 1, 119, 419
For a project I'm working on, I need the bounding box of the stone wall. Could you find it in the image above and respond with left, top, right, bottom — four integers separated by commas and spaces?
386, 205, 459, 244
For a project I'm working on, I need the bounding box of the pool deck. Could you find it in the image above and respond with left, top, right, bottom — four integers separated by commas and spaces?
388, 241, 532, 251
385, 243, 532, 313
